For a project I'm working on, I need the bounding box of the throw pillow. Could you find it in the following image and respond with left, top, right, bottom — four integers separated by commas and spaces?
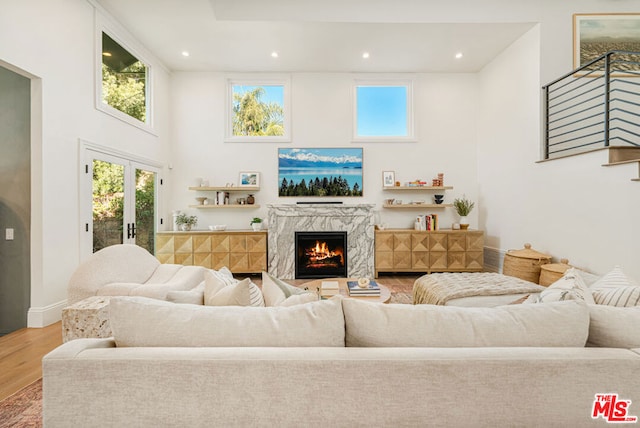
342, 298, 589, 347
261, 271, 317, 306
587, 305, 640, 348
204, 271, 264, 307
537, 268, 595, 305
590, 266, 640, 307
109, 295, 345, 347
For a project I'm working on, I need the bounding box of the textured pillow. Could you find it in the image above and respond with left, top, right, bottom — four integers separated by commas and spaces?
342, 299, 589, 347
261, 271, 317, 306
204, 272, 264, 307
590, 266, 640, 307
109, 295, 345, 347
537, 268, 595, 305
587, 305, 640, 348
166, 282, 205, 305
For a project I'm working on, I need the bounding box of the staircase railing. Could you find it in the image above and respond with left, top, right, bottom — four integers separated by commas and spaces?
542, 50, 640, 160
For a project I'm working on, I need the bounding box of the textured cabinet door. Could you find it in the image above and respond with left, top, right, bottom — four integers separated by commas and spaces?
393, 233, 412, 252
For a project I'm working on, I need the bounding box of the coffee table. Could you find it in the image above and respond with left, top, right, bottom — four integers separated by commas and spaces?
301, 278, 391, 304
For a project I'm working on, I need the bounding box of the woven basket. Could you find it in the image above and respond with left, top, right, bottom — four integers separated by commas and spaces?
539, 258, 571, 287
503, 243, 552, 284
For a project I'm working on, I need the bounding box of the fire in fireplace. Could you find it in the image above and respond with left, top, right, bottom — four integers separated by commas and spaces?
295, 231, 347, 278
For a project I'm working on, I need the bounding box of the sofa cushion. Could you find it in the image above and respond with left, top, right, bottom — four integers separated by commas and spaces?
204, 271, 264, 307
590, 266, 640, 307
587, 305, 640, 348
261, 272, 317, 306
342, 299, 589, 347
536, 269, 595, 305
166, 282, 205, 305
109, 295, 345, 347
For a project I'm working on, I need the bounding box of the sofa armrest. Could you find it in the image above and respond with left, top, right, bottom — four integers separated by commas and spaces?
43, 338, 116, 360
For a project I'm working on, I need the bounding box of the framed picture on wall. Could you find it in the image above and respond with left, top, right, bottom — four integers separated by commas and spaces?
382, 171, 395, 187
238, 171, 260, 187
573, 13, 640, 73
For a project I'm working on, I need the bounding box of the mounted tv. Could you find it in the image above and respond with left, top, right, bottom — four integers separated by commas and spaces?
278, 148, 363, 197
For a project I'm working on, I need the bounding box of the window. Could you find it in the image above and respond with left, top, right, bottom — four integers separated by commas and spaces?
98, 31, 151, 129
225, 77, 291, 142
353, 81, 414, 142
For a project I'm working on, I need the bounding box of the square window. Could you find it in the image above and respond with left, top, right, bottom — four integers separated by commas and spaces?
225, 78, 291, 142
353, 81, 414, 142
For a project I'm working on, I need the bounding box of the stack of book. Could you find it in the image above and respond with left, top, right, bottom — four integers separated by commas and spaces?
346, 280, 381, 296
320, 280, 340, 298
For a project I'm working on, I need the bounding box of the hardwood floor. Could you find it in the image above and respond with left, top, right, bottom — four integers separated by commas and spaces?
0, 321, 62, 401
0, 273, 418, 401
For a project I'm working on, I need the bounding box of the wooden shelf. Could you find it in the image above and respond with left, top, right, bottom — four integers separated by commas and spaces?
189, 204, 261, 209
383, 186, 453, 191
383, 204, 452, 209
189, 186, 260, 192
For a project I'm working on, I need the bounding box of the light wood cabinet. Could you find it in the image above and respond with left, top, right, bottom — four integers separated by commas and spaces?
156, 230, 267, 273
375, 229, 484, 277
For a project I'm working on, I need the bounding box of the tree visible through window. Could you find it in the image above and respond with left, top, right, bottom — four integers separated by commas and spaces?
232, 85, 284, 136
101, 32, 147, 123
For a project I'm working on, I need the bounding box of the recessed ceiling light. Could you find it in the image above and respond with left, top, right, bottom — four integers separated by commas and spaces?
271, 51, 279, 58
362, 52, 370, 59
182, 51, 190, 57
455, 52, 463, 59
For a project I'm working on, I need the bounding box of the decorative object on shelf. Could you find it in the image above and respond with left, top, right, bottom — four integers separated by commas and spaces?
453, 196, 474, 230
236, 197, 246, 205
172, 210, 182, 231
200, 179, 209, 187
278, 147, 363, 197
195, 197, 207, 205
176, 213, 197, 231
208, 225, 227, 231
382, 171, 395, 187
247, 194, 255, 205
217, 192, 226, 205
250, 217, 263, 231
239, 171, 260, 187
434, 194, 444, 204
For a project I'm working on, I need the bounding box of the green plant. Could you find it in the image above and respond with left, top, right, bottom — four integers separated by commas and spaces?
176, 213, 198, 227
453, 196, 475, 216
250, 217, 263, 225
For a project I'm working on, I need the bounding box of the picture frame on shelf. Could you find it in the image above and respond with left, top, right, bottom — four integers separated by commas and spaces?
239, 171, 260, 187
382, 171, 395, 187
573, 13, 640, 74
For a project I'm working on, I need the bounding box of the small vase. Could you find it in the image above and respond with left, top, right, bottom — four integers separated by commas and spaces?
247, 194, 255, 205
251, 222, 262, 231
459, 216, 469, 230
180, 224, 192, 232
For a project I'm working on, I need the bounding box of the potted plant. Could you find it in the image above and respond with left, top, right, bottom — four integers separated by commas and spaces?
176, 213, 198, 231
453, 196, 475, 230
250, 217, 263, 231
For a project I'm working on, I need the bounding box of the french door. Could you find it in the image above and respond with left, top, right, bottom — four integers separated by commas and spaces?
81, 145, 161, 258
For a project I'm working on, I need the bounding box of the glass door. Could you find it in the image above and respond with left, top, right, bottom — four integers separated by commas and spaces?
132, 166, 157, 254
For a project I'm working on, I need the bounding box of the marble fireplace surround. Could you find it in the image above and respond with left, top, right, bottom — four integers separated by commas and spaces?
267, 204, 375, 279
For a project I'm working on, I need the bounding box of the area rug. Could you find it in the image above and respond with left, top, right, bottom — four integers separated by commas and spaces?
390, 292, 413, 304
0, 379, 42, 428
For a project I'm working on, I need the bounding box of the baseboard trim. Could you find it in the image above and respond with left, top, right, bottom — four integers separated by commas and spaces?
483, 246, 506, 273
27, 299, 67, 327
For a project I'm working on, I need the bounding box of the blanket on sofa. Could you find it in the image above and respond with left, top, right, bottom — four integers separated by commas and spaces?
413, 272, 545, 305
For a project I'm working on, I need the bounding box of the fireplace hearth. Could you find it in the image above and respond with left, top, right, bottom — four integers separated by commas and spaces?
295, 231, 347, 279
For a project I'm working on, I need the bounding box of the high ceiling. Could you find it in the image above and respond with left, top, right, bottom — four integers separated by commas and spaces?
96, 0, 537, 73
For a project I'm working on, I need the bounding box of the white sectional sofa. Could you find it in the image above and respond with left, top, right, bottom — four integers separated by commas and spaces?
43, 296, 640, 427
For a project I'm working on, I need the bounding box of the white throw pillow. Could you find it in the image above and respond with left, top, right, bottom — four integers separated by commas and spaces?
342, 299, 589, 347
261, 271, 317, 306
109, 295, 345, 347
204, 271, 264, 307
590, 266, 640, 307
588, 305, 640, 348
537, 268, 595, 305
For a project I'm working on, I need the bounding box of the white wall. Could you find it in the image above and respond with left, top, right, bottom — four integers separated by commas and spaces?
168, 72, 479, 232
478, 23, 640, 279
0, 0, 172, 326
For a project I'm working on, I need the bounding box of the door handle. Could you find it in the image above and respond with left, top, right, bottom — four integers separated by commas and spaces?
127, 223, 132, 239
131, 222, 136, 239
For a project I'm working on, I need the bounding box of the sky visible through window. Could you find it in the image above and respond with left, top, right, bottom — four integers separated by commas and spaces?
356, 85, 408, 137
233, 85, 284, 105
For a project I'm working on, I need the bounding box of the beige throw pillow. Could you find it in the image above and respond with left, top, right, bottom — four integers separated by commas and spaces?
204, 271, 264, 307
109, 295, 345, 347
588, 305, 640, 348
342, 298, 589, 347
261, 271, 317, 306
537, 268, 595, 305
590, 266, 640, 307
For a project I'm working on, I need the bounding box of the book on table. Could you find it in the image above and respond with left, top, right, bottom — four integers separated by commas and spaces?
346, 280, 381, 295
320, 280, 340, 297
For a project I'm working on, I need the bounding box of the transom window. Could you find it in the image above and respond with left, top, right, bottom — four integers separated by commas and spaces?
225, 78, 291, 142
353, 81, 414, 142
99, 31, 150, 127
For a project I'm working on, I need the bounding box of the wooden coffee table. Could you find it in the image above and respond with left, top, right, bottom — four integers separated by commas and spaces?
301, 278, 391, 304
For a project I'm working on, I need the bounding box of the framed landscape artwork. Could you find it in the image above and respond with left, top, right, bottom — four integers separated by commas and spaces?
278, 148, 363, 197
573, 13, 640, 73
239, 171, 260, 187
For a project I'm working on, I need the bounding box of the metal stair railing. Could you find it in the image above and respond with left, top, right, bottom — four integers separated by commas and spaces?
542, 51, 640, 160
